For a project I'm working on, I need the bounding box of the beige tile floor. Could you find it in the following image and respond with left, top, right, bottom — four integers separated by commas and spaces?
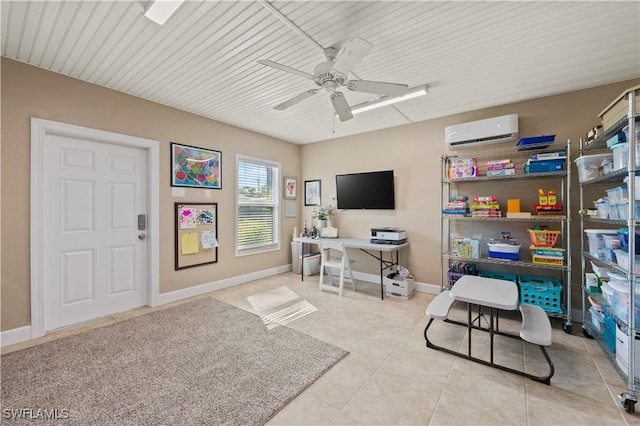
3, 272, 640, 425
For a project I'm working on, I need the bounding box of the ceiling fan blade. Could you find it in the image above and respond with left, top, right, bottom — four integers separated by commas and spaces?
257, 59, 315, 80
332, 37, 373, 77
274, 89, 319, 111
330, 92, 353, 122
347, 80, 409, 97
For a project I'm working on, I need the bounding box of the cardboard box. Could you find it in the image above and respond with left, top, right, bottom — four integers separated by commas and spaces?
599, 84, 640, 131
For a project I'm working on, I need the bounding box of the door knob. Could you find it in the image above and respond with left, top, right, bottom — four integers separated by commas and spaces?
138, 234, 146, 240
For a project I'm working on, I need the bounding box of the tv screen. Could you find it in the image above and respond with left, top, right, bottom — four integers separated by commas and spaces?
335, 170, 395, 210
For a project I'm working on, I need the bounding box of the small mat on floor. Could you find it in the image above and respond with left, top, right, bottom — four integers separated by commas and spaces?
1, 297, 348, 425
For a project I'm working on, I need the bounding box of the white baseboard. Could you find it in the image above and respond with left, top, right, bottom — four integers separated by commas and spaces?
157, 264, 292, 305
1, 264, 293, 348
1, 325, 33, 347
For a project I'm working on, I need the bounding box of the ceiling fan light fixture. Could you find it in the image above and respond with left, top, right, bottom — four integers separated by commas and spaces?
351, 85, 428, 115
143, 0, 184, 25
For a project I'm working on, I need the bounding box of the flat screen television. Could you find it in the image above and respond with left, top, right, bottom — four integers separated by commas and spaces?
335, 170, 395, 210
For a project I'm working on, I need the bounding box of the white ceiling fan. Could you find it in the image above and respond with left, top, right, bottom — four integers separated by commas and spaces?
258, 37, 409, 121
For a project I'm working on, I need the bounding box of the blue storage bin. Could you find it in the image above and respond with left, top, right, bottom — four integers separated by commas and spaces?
516, 135, 556, 151
525, 159, 565, 174
479, 270, 517, 282
518, 275, 562, 314
603, 309, 616, 353
488, 251, 519, 260
619, 228, 640, 255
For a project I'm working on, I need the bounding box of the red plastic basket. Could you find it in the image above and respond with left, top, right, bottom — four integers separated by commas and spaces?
528, 229, 560, 247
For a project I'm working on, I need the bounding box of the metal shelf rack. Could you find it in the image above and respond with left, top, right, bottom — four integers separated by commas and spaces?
441, 140, 573, 333
579, 89, 639, 413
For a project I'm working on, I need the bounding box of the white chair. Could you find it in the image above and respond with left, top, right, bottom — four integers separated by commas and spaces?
318, 240, 356, 296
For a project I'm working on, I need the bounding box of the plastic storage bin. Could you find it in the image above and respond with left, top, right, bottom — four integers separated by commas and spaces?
616, 323, 640, 379
479, 270, 517, 282
619, 228, 640, 254
601, 281, 615, 305
585, 229, 620, 259
611, 142, 640, 171
603, 310, 616, 352
528, 229, 560, 246
574, 153, 614, 183
487, 241, 520, 260
613, 250, 640, 274
590, 306, 605, 333
518, 275, 563, 314
606, 186, 629, 204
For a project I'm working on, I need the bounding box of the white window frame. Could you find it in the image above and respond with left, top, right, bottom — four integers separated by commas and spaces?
235, 154, 281, 257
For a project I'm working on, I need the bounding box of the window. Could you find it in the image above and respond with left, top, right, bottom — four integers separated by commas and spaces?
236, 155, 280, 255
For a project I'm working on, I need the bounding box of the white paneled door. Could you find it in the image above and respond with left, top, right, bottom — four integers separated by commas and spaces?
42, 134, 148, 330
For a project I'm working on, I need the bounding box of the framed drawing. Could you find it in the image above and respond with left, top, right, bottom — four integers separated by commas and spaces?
304, 179, 321, 206
175, 202, 218, 270
171, 142, 221, 189
283, 176, 297, 200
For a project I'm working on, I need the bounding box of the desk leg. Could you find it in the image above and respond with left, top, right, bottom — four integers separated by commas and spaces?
490, 307, 495, 364
379, 250, 384, 300
467, 303, 472, 357
300, 242, 306, 282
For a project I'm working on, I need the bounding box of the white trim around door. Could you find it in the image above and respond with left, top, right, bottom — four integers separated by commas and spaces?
30, 118, 160, 339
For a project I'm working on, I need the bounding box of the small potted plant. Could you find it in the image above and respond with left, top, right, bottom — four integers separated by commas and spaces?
311, 205, 335, 237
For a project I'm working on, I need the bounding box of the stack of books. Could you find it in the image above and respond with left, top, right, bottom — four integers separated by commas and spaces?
442, 195, 469, 215
470, 196, 501, 217
486, 159, 515, 177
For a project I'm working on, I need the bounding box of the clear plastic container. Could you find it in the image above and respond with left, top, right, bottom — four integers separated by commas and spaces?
595, 203, 609, 219
585, 229, 619, 258
603, 234, 621, 249
611, 143, 640, 171
574, 153, 614, 183
606, 186, 629, 204
608, 203, 621, 220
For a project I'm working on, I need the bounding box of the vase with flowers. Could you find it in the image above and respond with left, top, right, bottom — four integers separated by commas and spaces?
311, 204, 335, 238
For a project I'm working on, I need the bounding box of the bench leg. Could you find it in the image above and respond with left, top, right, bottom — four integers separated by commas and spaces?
424, 314, 555, 385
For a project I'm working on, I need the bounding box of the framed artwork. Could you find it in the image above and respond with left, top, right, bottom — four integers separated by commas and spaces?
283, 176, 297, 200
304, 179, 321, 206
175, 202, 218, 270
171, 142, 221, 189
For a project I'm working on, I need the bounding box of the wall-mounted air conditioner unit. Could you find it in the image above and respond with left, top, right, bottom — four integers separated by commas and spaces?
445, 114, 519, 150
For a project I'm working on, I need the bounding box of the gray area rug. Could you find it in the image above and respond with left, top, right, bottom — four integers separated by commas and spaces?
1, 297, 348, 425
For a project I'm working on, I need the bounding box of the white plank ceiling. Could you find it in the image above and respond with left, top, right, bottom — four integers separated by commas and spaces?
2, 1, 639, 144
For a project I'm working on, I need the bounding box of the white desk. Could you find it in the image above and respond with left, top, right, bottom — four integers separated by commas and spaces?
293, 237, 409, 300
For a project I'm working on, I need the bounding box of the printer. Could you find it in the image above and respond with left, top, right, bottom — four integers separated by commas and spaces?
370, 227, 407, 245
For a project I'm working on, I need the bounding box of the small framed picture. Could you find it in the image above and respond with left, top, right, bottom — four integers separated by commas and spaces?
171, 142, 221, 189
283, 176, 297, 200
304, 179, 321, 206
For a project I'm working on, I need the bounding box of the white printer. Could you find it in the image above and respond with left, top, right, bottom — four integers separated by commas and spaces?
370, 227, 407, 245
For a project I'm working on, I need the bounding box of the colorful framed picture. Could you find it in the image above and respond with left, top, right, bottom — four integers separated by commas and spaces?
171, 142, 221, 189
283, 176, 297, 200
304, 179, 321, 206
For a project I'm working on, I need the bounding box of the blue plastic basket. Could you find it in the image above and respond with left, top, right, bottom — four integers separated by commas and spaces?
518, 275, 562, 314
603, 309, 616, 353
479, 270, 517, 283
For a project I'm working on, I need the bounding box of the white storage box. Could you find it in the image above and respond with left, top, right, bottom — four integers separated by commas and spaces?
384, 276, 415, 298
574, 153, 613, 183
616, 323, 640, 380
302, 254, 321, 276
585, 229, 619, 259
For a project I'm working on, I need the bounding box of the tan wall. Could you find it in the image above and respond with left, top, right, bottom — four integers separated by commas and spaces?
300, 79, 640, 310
2, 55, 638, 332
1, 58, 300, 331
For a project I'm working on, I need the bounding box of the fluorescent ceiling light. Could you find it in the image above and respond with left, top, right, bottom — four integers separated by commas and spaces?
143, 0, 184, 25
351, 85, 429, 115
